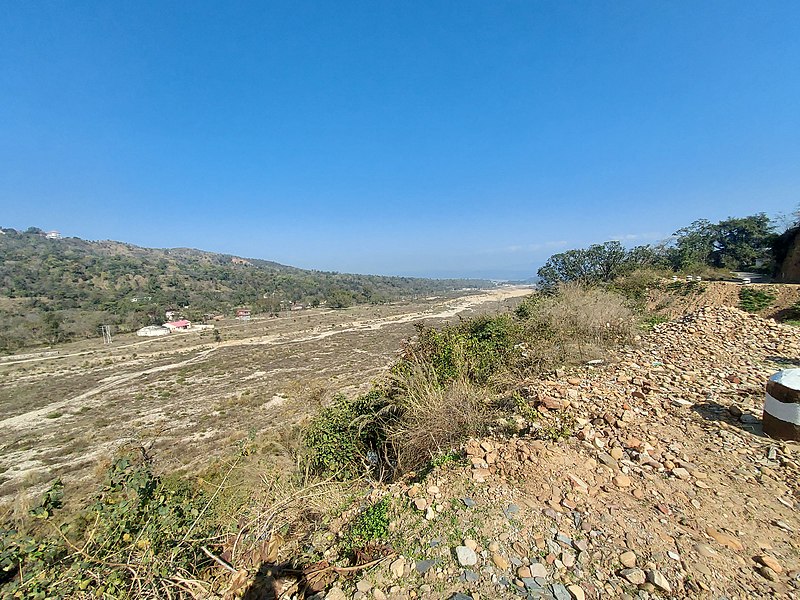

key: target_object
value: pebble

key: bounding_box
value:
[755,555,783,574]
[620,568,646,585]
[552,583,572,600]
[693,543,717,558]
[619,551,637,568]
[389,558,405,578]
[492,553,510,570]
[529,562,548,578]
[415,560,436,575]
[646,570,672,593]
[613,474,632,488]
[567,584,585,600]
[705,527,744,552]
[326,587,347,600]
[672,467,691,480]
[774,520,794,533]
[455,546,478,567]
[461,569,479,583]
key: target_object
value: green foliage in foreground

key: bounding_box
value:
[738,286,777,313]
[302,391,392,480]
[1,453,216,599]
[341,498,391,553]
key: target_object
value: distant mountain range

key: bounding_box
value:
[0,227,492,353]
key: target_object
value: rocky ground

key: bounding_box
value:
[302,306,799,600]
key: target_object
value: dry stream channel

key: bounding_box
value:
[0,287,531,502]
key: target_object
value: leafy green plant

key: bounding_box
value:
[29,479,64,519]
[303,391,391,480]
[738,287,776,312]
[394,315,523,387]
[533,414,576,442]
[0,451,218,599]
[341,498,390,553]
[640,314,670,331]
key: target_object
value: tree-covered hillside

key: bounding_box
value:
[0,228,491,353]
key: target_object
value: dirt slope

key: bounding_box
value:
[303,306,799,600]
[647,281,800,320]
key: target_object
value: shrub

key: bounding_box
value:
[303,283,634,483]
[302,391,391,480]
[387,367,490,473]
[608,268,665,307]
[341,497,390,553]
[519,282,635,365]
[738,287,776,313]
[395,315,522,387]
[0,451,217,598]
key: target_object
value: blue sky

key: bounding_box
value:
[1,2,799,279]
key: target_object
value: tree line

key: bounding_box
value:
[537,213,783,290]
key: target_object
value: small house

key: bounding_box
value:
[137,325,170,337]
[163,320,191,331]
[235,309,251,320]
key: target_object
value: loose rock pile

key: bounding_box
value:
[320,307,799,599]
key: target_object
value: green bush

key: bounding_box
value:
[607,268,665,308]
[341,497,390,553]
[302,391,391,480]
[780,300,800,325]
[395,315,523,387]
[0,452,217,598]
[738,287,776,312]
[304,284,634,482]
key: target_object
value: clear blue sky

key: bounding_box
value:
[2,2,799,279]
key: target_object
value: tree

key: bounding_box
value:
[326,289,354,309]
[712,214,776,270]
[667,219,717,270]
[537,241,629,290]
[667,214,776,271]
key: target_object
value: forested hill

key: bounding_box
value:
[0,227,491,353]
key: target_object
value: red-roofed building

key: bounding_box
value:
[163,320,191,331]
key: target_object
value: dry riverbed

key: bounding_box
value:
[0,287,531,503]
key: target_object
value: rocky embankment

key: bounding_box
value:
[313,306,799,600]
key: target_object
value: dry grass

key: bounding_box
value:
[539,282,635,346]
[512,282,636,371]
[386,364,490,473]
